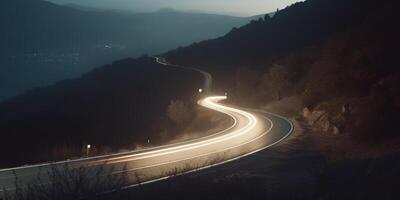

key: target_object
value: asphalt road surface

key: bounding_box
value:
[0,58,293,196]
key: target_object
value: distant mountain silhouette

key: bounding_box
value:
[0,0,255,101]
[1,0,254,56]
[62,3,107,12]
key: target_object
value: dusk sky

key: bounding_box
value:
[47,0,303,16]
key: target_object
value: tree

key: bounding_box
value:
[231,68,262,105]
[167,100,194,126]
[262,64,291,101]
[264,14,271,21]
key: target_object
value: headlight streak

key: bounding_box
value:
[93,96,259,165]
[110,116,273,174]
[0,57,294,195]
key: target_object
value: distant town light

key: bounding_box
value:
[198,88,203,93]
[87,144,91,149]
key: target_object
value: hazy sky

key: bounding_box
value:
[47,0,303,16]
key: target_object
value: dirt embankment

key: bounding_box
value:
[261,96,400,161]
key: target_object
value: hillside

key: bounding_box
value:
[164,0,380,69]
[163,0,399,156]
[0,57,208,167]
[0,0,254,101]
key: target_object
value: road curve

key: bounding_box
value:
[155,57,212,92]
[0,58,293,196]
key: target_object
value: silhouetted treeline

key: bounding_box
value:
[0,57,203,167]
[164,0,382,70]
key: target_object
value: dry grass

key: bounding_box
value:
[167,107,232,144]
[1,164,129,200]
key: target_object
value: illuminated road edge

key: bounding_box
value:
[119,97,294,190]
[0,59,293,196]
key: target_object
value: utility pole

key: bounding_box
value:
[86,144,91,157]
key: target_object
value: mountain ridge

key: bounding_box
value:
[0,0,255,101]
[163,0,380,69]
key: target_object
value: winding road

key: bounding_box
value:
[0,58,293,196]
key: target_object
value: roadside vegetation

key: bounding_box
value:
[1,164,128,200]
[1,154,226,200]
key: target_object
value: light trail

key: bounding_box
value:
[0,57,293,197]
[92,96,259,165]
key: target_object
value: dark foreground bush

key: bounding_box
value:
[0,164,130,200]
